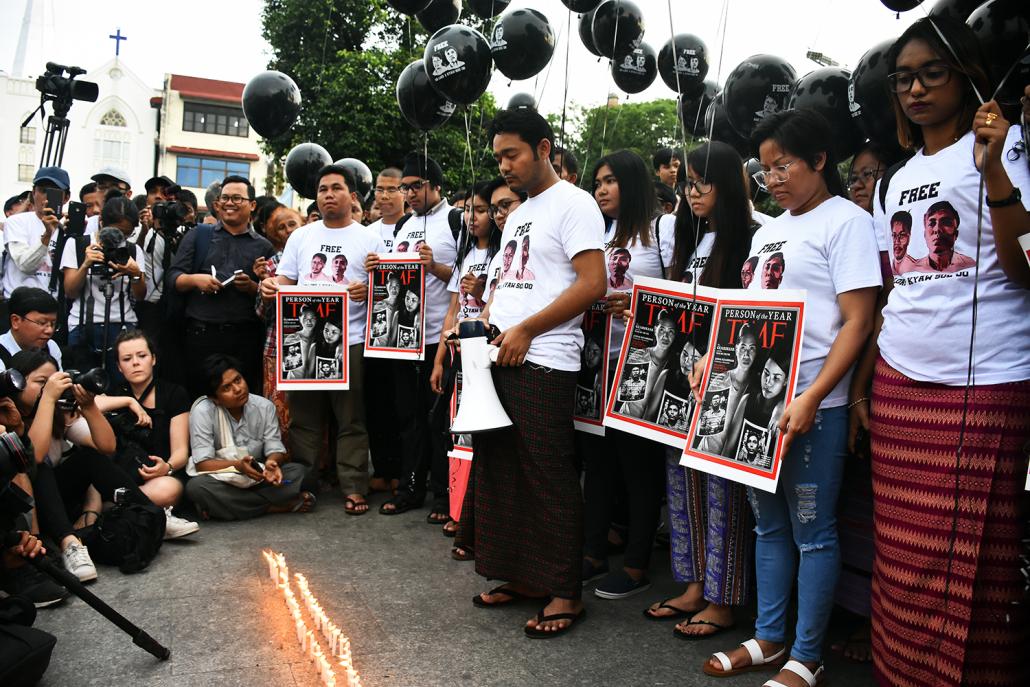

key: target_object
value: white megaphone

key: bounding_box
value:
[449,320,514,434]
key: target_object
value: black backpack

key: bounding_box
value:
[80,497,165,574]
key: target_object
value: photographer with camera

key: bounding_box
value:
[0,288,62,372]
[94,329,197,537]
[61,195,145,378]
[1,168,68,301]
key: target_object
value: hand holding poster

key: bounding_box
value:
[603,277,717,448]
[574,300,611,435]
[276,286,350,391]
[364,253,426,361]
[681,289,806,493]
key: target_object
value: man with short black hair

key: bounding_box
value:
[79,182,102,218]
[0,287,62,371]
[550,146,580,185]
[305,201,321,225]
[4,191,32,217]
[2,167,69,299]
[167,175,274,398]
[652,147,684,188]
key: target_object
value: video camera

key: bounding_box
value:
[90,227,132,279]
[34,62,98,119]
[57,368,108,411]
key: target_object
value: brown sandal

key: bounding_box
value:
[451,545,474,561]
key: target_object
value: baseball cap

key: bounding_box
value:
[144,175,175,193]
[91,165,132,188]
[33,166,71,191]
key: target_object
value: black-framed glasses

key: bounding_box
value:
[21,315,58,332]
[399,180,426,194]
[374,186,401,195]
[887,64,953,93]
[847,166,883,189]
[682,178,714,196]
[752,160,798,191]
[1007,140,1026,162]
[488,198,521,219]
[218,194,251,205]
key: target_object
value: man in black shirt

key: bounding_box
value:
[166,175,272,398]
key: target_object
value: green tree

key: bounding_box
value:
[261,0,498,197]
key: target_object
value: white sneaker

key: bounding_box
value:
[164,508,199,539]
[62,540,97,582]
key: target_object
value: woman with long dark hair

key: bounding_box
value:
[642,141,757,641]
[701,109,880,686]
[847,16,1030,687]
[581,149,674,600]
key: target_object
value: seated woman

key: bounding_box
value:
[12,349,154,582]
[185,354,313,520]
[95,328,198,537]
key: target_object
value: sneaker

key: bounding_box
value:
[0,564,69,608]
[164,508,199,539]
[62,540,97,582]
[581,558,609,587]
[594,570,651,600]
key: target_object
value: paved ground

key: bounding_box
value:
[33,490,873,686]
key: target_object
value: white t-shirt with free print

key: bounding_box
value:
[392,202,458,343]
[365,218,397,253]
[447,244,491,321]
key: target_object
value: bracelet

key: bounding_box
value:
[166,462,174,476]
[985,187,1021,208]
[848,397,869,409]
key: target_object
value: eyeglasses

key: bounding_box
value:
[887,64,953,93]
[488,199,521,219]
[1007,140,1026,162]
[398,181,426,194]
[374,186,401,196]
[752,160,798,190]
[682,178,713,196]
[846,166,883,189]
[218,194,252,205]
[21,316,58,332]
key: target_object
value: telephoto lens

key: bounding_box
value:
[0,369,26,399]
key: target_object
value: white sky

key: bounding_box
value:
[0,0,927,115]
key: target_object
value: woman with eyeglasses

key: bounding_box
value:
[846,143,903,216]
[643,142,758,640]
[580,150,674,601]
[700,108,880,687]
[842,17,1030,687]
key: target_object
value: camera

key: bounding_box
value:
[34,62,98,119]
[90,227,132,278]
[151,200,190,228]
[57,368,108,411]
[0,370,26,399]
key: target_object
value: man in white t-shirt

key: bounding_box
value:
[260,164,383,514]
[0,287,63,371]
[368,153,456,521]
[2,167,69,300]
[364,167,405,252]
[471,109,606,637]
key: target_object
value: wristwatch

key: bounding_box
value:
[986,187,1022,208]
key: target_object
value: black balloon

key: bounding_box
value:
[396,60,456,131]
[562,0,603,11]
[611,43,657,94]
[286,143,332,200]
[967,0,1029,106]
[723,54,797,138]
[468,0,510,19]
[333,158,373,203]
[703,93,751,157]
[789,67,866,160]
[507,92,537,110]
[387,0,431,15]
[880,1,923,10]
[657,34,709,94]
[579,8,603,57]
[591,0,645,60]
[241,71,301,139]
[679,80,718,136]
[491,9,555,81]
[928,0,984,22]
[849,39,896,147]
[417,0,460,34]
[424,25,493,105]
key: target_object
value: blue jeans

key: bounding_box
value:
[747,405,847,663]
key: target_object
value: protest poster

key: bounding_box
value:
[603,277,717,448]
[448,371,474,461]
[447,369,473,521]
[364,253,426,361]
[275,286,349,391]
[681,288,806,493]
[574,300,611,435]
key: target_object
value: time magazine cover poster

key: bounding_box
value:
[574,300,612,436]
[364,253,426,361]
[275,286,349,391]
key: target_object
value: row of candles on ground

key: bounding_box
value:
[262,550,362,687]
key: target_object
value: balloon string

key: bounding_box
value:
[559,7,572,177]
[664,0,690,159]
[316,6,333,94]
[535,12,565,106]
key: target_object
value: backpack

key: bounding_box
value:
[80,496,165,574]
[163,223,215,319]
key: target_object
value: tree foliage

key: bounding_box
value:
[261,0,498,197]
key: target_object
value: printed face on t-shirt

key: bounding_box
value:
[924,207,958,257]
[891,220,911,261]
[761,254,784,289]
[331,254,348,280]
[740,258,757,288]
[608,249,630,278]
[310,254,326,276]
[502,242,517,272]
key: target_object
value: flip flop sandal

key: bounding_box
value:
[343,497,369,516]
[642,599,704,621]
[426,511,451,525]
[378,493,422,515]
[472,585,543,608]
[674,619,737,640]
[763,660,825,687]
[524,608,587,639]
[291,492,317,513]
[442,521,459,538]
[702,638,787,678]
[451,546,474,562]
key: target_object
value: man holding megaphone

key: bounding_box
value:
[461,108,605,640]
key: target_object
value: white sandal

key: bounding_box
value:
[763,659,825,687]
[702,638,787,677]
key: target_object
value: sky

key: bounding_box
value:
[0,0,929,116]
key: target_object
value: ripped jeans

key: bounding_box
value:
[747,405,847,663]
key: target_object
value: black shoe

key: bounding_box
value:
[1,564,69,609]
[581,558,609,586]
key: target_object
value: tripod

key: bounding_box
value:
[21,102,72,169]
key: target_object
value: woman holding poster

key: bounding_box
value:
[581,150,674,601]
[701,111,879,686]
[643,142,758,640]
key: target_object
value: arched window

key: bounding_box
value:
[99,109,127,127]
[94,108,130,169]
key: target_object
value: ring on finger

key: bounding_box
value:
[985,112,998,125]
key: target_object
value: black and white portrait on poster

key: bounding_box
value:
[364,253,426,361]
[604,277,716,449]
[275,286,350,391]
[574,300,611,435]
